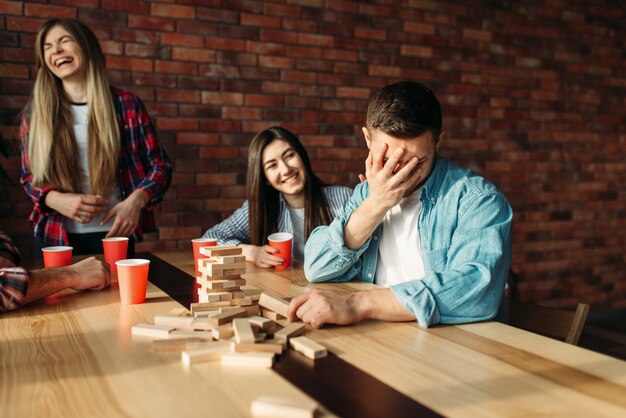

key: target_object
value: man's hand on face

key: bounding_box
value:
[365,143,421,211]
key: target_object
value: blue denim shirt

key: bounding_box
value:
[304,156,513,327]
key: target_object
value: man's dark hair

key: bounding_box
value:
[366,81,442,139]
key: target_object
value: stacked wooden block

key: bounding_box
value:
[196,245,248,305]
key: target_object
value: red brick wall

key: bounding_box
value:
[0,1,624,312]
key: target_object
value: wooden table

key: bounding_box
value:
[1,250,625,417]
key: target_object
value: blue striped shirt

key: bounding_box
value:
[202,185,353,252]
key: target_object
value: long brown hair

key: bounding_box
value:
[247,127,332,245]
[25,18,119,196]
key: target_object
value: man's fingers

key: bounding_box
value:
[287,293,310,321]
[370,143,387,172]
[380,146,406,177]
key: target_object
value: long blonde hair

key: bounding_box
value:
[27,18,119,196]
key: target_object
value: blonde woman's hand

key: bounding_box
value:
[250,245,284,269]
[45,191,107,224]
[102,190,148,238]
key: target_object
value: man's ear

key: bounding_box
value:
[362,126,371,150]
[435,129,446,151]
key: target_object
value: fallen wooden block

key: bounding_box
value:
[191,301,232,314]
[233,318,255,344]
[289,336,328,360]
[260,308,286,321]
[152,337,205,352]
[207,308,248,326]
[168,330,213,340]
[274,323,305,343]
[232,341,284,354]
[154,315,195,328]
[181,341,230,365]
[199,246,242,257]
[131,324,175,339]
[258,292,290,317]
[247,315,274,331]
[221,351,274,368]
[211,324,234,340]
[168,307,191,316]
[230,296,253,306]
[251,395,318,418]
[221,304,260,316]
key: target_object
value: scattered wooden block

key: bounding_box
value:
[274,323,305,344]
[232,341,284,354]
[190,318,214,331]
[199,246,242,257]
[154,315,195,328]
[260,307,286,321]
[214,255,246,264]
[259,292,290,318]
[221,351,274,368]
[230,296,253,306]
[243,288,263,297]
[233,318,255,344]
[131,324,175,339]
[289,336,327,360]
[168,307,191,316]
[211,324,234,340]
[181,341,230,365]
[207,308,248,326]
[200,278,247,290]
[168,330,213,340]
[190,301,231,314]
[247,315,274,331]
[251,396,318,418]
[152,338,204,352]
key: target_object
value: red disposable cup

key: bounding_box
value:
[115,259,150,304]
[192,238,218,275]
[102,237,129,273]
[268,232,293,270]
[42,246,73,268]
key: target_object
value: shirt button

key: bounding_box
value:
[367,273,372,278]
[373,235,378,241]
[430,197,435,204]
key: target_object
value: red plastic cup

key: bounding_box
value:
[268,232,293,270]
[42,246,73,268]
[102,237,129,273]
[192,238,218,275]
[115,259,150,305]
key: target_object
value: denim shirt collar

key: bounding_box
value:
[420,154,448,205]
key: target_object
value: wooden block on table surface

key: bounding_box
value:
[193,310,220,318]
[243,288,263,297]
[259,292,290,318]
[168,307,191,316]
[190,301,232,314]
[220,304,260,316]
[168,330,213,340]
[260,307,286,321]
[152,338,204,352]
[197,292,222,303]
[274,323,305,343]
[207,308,248,326]
[199,245,242,257]
[232,341,284,354]
[211,324,234,340]
[181,341,231,365]
[213,255,246,264]
[154,315,195,328]
[289,336,328,360]
[229,290,246,299]
[221,351,274,368]
[251,395,318,418]
[131,324,175,339]
[230,296,253,307]
[247,315,274,331]
[189,318,215,331]
[233,318,255,344]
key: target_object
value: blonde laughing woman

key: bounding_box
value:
[20,18,172,255]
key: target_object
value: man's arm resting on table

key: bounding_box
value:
[287,288,415,329]
[23,257,111,305]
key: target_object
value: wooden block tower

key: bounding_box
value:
[195,246,257,312]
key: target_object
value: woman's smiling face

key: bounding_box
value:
[43,25,86,83]
[262,139,307,201]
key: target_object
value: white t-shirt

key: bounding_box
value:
[287,206,305,260]
[65,104,121,234]
[375,187,425,287]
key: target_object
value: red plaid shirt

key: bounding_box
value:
[0,231,27,312]
[20,88,172,246]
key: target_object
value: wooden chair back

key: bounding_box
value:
[503,269,589,345]
[505,299,589,345]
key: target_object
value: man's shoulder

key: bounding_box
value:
[443,159,505,198]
